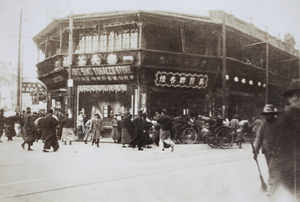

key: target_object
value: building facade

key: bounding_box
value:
[33,10,299,132]
[0,60,17,111]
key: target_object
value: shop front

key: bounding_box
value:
[145,68,212,118]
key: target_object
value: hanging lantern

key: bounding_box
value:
[242,78,246,84]
[225,75,229,80]
[258,82,262,86]
[234,77,239,82]
[249,80,253,85]
[263,84,266,88]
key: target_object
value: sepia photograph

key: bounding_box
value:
[0,0,300,201]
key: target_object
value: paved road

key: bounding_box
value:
[0,137,272,202]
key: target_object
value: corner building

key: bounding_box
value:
[33,11,299,134]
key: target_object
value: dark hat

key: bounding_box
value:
[48,109,53,114]
[283,79,300,98]
[261,104,279,115]
[26,107,31,113]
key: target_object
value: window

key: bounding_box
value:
[76,28,138,53]
[103,105,111,118]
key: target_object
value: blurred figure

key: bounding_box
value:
[272,79,300,200]
[61,113,76,145]
[21,107,36,151]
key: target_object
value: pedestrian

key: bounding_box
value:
[77,112,85,140]
[157,109,174,153]
[229,114,239,132]
[14,111,22,137]
[253,104,280,196]
[271,79,300,200]
[142,113,152,148]
[57,113,64,140]
[43,109,59,152]
[111,113,120,143]
[35,113,45,143]
[4,110,17,141]
[83,114,93,144]
[0,109,4,143]
[236,116,250,148]
[250,116,263,140]
[61,113,76,145]
[21,107,36,151]
[90,114,102,147]
[121,112,133,148]
[130,110,144,151]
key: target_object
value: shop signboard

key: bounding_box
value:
[154,71,208,89]
[72,65,135,82]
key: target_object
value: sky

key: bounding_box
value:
[0,0,300,79]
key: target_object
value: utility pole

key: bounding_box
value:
[17,8,22,111]
[67,11,73,116]
[265,27,269,104]
[221,11,228,118]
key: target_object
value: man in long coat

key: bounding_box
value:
[21,107,36,151]
[121,112,133,148]
[272,79,300,200]
[253,104,280,196]
[43,109,59,152]
[130,110,144,151]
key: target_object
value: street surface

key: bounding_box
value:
[0,137,271,202]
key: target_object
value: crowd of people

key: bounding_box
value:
[0,79,299,200]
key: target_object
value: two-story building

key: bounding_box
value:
[33,10,299,133]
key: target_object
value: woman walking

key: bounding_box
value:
[91,114,102,147]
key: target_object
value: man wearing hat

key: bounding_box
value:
[253,104,280,196]
[43,109,59,152]
[271,79,300,199]
[21,107,36,151]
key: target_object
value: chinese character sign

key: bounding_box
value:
[154,71,208,89]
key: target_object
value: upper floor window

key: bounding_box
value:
[75,28,138,53]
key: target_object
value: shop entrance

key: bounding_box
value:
[78,91,131,137]
[149,90,206,118]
